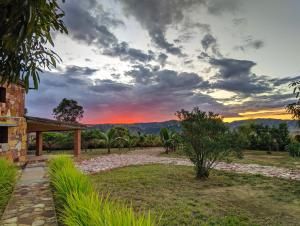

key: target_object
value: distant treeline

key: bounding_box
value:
[28,122,297,154]
[28,127,162,151]
[235,123,291,151]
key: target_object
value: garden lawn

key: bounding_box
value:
[90,164,300,226]
[230,150,300,169]
[44,148,132,160]
[162,149,300,169]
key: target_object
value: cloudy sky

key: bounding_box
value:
[26,0,300,124]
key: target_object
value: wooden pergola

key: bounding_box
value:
[26,116,86,156]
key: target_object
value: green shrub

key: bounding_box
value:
[0,158,17,216]
[287,140,300,157]
[49,156,155,226]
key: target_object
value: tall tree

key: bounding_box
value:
[53,98,84,122]
[0,0,68,90]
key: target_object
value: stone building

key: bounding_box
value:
[0,82,85,162]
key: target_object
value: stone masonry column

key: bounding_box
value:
[36,131,43,156]
[74,129,81,156]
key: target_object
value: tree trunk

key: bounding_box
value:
[196,166,209,179]
[108,145,111,154]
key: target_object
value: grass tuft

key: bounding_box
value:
[0,158,17,217]
[49,155,155,226]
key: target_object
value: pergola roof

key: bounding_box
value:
[26,116,86,133]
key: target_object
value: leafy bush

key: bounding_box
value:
[286,140,300,157]
[236,123,290,152]
[176,108,232,179]
[0,158,17,216]
[49,156,155,226]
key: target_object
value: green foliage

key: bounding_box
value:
[286,140,300,157]
[159,128,180,154]
[287,80,300,125]
[236,122,290,152]
[53,98,84,122]
[99,128,123,154]
[30,128,163,153]
[49,156,155,226]
[0,0,68,90]
[0,158,17,216]
[176,107,232,179]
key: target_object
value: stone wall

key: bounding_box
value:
[0,83,27,162]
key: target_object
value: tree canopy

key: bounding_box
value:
[53,98,84,123]
[176,107,232,179]
[0,0,67,90]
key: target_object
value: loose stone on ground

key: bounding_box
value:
[77,153,300,181]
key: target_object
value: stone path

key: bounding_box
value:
[1,162,57,226]
[77,153,300,181]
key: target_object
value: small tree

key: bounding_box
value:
[123,135,137,151]
[176,107,232,179]
[53,98,84,122]
[99,129,121,154]
[159,128,179,154]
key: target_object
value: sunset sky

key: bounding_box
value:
[26,0,300,124]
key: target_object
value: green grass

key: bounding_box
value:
[229,150,300,169]
[0,158,17,217]
[162,149,300,169]
[44,148,132,161]
[49,156,155,226]
[90,164,300,226]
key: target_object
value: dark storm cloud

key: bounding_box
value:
[27,64,231,120]
[64,65,99,76]
[231,93,295,112]
[152,31,183,55]
[104,42,154,63]
[210,58,256,79]
[118,0,200,55]
[271,75,300,86]
[205,0,240,15]
[201,34,216,51]
[61,0,154,63]
[118,0,240,54]
[157,53,168,67]
[236,38,265,51]
[213,77,271,94]
[62,0,118,47]
[209,58,272,95]
[201,34,221,56]
[91,79,131,92]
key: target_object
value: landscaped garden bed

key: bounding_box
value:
[48,156,155,225]
[0,159,17,217]
[90,164,300,226]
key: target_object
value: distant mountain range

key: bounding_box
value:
[89,118,300,134]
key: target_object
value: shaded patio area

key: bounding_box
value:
[26,116,86,157]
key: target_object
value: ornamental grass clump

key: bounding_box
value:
[0,158,17,216]
[49,156,155,226]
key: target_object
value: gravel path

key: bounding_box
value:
[77,153,300,181]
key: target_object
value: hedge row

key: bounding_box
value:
[48,156,155,226]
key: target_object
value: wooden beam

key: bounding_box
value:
[36,131,43,156]
[74,129,81,156]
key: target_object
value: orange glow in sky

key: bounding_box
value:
[82,107,294,125]
[223,108,294,123]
